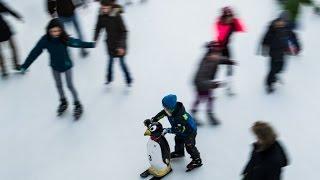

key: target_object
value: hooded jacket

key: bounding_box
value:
[153,102,197,137]
[47,0,83,17]
[215,17,244,47]
[21,35,94,72]
[94,13,127,57]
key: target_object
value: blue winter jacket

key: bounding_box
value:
[21,35,94,72]
[153,102,197,137]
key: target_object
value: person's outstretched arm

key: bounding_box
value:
[66,37,95,48]
[47,0,57,16]
[0,2,22,20]
[20,37,46,71]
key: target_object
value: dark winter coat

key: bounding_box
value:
[47,0,84,17]
[0,2,22,42]
[153,102,197,137]
[21,35,94,72]
[94,13,127,57]
[242,141,288,180]
[194,54,235,91]
[262,19,300,59]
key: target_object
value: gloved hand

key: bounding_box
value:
[162,128,171,136]
[144,119,152,127]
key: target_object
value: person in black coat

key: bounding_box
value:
[242,121,289,180]
[0,2,23,77]
[47,0,88,57]
[94,0,132,86]
[261,17,300,93]
[191,41,236,125]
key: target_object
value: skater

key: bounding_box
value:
[261,16,300,93]
[144,94,202,172]
[242,121,289,180]
[191,41,236,126]
[47,0,89,57]
[0,2,23,78]
[214,6,244,95]
[19,19,95,120]
[141,122,172,180]
[94,0,132,86]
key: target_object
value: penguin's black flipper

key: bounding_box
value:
[140,169,150,178]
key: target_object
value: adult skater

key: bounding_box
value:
[144,94,202,172]
[214,6,244,96]
[19,19,95,120]
[191,41,236,126]
[94,0,132,86]
[242,121,289,180]
[0,2,23,78]
[261,16,300,93]
[47,0,89,57]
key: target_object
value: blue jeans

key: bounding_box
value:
[107,56,132,84]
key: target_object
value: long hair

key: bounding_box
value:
[252,121,277,151]
[46,18,69,44]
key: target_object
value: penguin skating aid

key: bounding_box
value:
[140,121,172,179]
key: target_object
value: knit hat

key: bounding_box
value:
[222,6,234,17]
[162,94,177,111]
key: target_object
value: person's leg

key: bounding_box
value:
[119,56,132,84]
[185,134,201,160]
[223,47,233,76]
[52,70,66,100]
[8,37,19,69]
[266,58,278,87]
[71,14,87,56]
[173,135,185,155]
[0,43,7,76]
[191,91,201,113]
[106,57,115,83]
[64,69,80,103]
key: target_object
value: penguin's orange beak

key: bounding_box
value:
[144,129,151,136]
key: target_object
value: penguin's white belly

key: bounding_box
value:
[147,139,167,170]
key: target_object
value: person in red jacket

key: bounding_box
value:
[214,6,244,96]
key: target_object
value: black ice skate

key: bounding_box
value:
[208,112,220,126]
[266,85,275,94]
[170,152,185,159]
[57,98,68,116]
[186,158,202,172]
[73,101,83,120]
[140,169,151,178]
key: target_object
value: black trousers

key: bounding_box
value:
[266,57,285,87]
[222,46,232,76]
[174,134,200,160]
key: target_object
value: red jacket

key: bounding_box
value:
[215,17,245,47]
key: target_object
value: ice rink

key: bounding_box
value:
[1,0,320,179]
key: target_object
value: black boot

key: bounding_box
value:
[266,85,275,94]
[208,112,220,126]
[170,151,185,159]
[140,169,150,178]
[186,158,202,172]
[57,98,68,116]
[74,101,83,120]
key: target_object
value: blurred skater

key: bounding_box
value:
[144,94,202,172]
[260,16,300,93]
[94,0,132,86]
[214,6,244,96]
[0,2,23,78]
[47,0,89,57]
[191,41,236,126]
[242,121,289,180]
[19,19,95,120]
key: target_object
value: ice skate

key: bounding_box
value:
[57,98,68,116]
[186,158,202,172]
[73,101,83,120]
[208,112,220,126]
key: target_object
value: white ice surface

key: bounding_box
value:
[0,0,320,179]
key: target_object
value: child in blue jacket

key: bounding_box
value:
[144,94,202,171]
[20,19,95,120]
